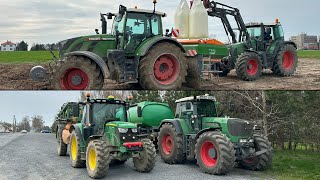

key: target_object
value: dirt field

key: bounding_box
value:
[0,58,319,90]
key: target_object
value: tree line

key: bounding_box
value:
[7,40,58,51]
[15,115,48,133]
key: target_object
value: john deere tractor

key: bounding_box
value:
[55,94,156,179]
[127,95,272,175]
[30,2,190,90]
[204,1,298,80]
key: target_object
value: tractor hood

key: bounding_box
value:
[57,34,116,59]
[105,121,136,129]
[202,117,255,142]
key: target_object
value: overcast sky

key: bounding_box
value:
[0,91,80,126]
[0,0,319,46]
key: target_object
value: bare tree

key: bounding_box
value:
[32,115,45,133]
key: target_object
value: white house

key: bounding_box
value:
[0,124,5,133]
[1,41,16,51]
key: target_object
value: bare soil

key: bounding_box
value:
[0,59,319,90]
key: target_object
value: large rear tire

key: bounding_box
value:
[195,131,236,175]
[185,57,201,88]
[70,130,85,168]
[86,140,111,179]
[158,123,185,164]
[57,136,67,156]
[235,52,262,81]
[51,56,104,90]
[273,44,298,76]
[133,139,157,173]
[239,134,272,171]
[139,43,187,90]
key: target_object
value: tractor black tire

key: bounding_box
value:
[133,139,157,173]
[57,137,67,156]
[195,131,236,175]
[273,44,298,76]
[239,134,273,171]
[86,140,111,179]
[51,56,104,90]
[109,159,127,165]
[235,52,262,81]
[185,57,201,88]
[70,130,85,168]
[158,123,185,164]
[218,69,230,77]
[139,42,187,90]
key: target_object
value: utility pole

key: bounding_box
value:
[261,91,268,137]
[13,115,17,133]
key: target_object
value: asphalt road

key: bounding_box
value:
[0,133,269,180]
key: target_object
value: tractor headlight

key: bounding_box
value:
[118,128,128,133]
[239,139,248,143]
[249,139,254,143]
[131,128,138,133]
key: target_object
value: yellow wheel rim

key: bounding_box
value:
[88,148,97,170]
[71,136,77,161]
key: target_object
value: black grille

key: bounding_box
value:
[119,128,138,142]
[227,119,254,137]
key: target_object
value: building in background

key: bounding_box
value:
[290,33,319,50]
[1,41,16,51]
[0,124,5,133]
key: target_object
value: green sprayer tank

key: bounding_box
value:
[128,102,174,127]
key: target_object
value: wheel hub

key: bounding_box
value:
[153,54,179,85]
[282,51,294,70]
[162,134,173,155]
[71,75,83,86]
[200,141,218,167]
[247,59,258,76]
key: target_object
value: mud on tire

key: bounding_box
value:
[86,140,111,179]
[239,134,273,171]
[51,56,104,90]
[158,123,185,164]
[139,43,187,90]
[235,52,262,81]
[195,131,236,175]
[185,56,201,89]
[133,139,157,173]
[273,44,298,76]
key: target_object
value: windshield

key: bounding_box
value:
[196,101,217,117]
[247,27,261,38]
[92,103,126,124]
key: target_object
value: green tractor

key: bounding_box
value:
[127,95,272,175]
[30,2,192,90]
[55,94,156,179]
[204,1,298,80]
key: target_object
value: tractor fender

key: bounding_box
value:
[136,37,186,57]
[283,41,297,49]
[86,135,103,148]
[69,124,82,136]
[65,51,110,79]
[159,119,184,135]
[244,49,268,67]
[195,128,222,141]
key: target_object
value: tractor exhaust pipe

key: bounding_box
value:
[101,13,107,34]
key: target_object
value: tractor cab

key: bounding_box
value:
[109,5,166,54]
[79,94,132,137]
[246,20,285,53]
[175,95,218,132]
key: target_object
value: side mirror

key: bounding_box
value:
[137,106,142,117]
[72,104,80,117]
[107,13,114,20]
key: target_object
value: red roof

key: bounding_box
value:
[1,41,15,45]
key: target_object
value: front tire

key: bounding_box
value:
[235,52,262,81]
[70,130,85,168]
[86,140,111,179]
[51,56,104,90]
[273,44,298,76]
[133,139,157,173]
[139,43,187,90]
[239,134,273,171]
[158,123,185,164]
[195,131,236,175]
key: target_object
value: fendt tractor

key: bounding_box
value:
[202,1,298,80]
[55,94,156,179]
[126,95,273,175]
